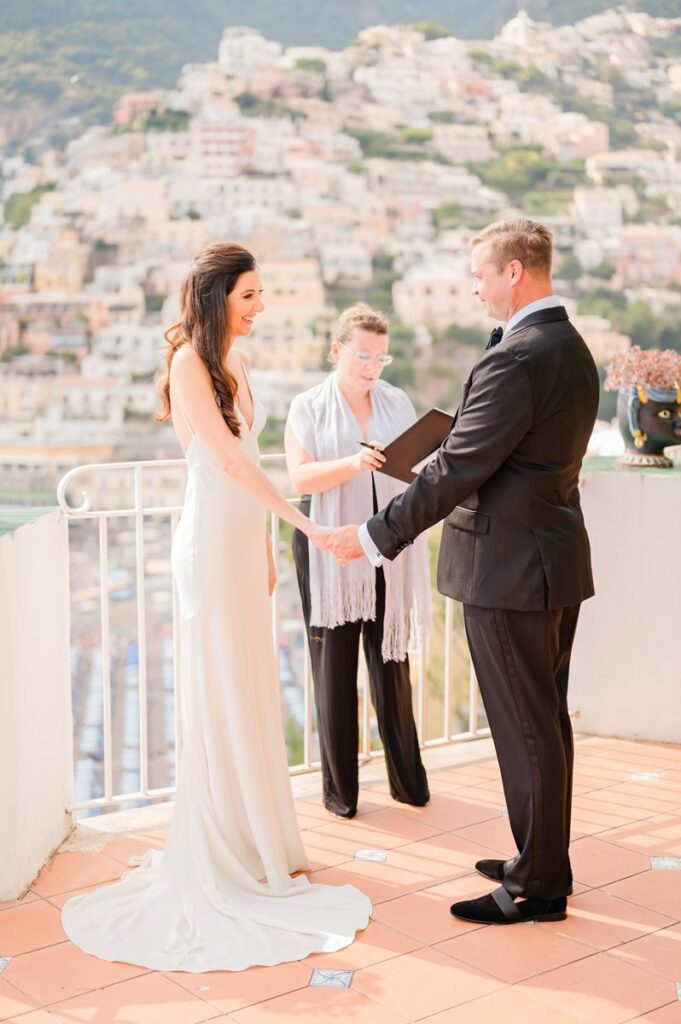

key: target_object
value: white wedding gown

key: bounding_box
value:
[62,379,371,972]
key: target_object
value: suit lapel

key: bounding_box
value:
[452,307,569,428]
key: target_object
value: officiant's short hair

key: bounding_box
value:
[335,303,389,345]
[471,218,553,275]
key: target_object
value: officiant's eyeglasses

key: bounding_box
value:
[337,340,394,366]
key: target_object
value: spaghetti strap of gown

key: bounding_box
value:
[61,369,371,972]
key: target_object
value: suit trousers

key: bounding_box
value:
[292,504,429,818]
[463,602,581,900]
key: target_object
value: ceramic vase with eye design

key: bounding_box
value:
[616,385,681,468]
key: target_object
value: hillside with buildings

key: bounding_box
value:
[1,9,681,502]
[2,2,680,142]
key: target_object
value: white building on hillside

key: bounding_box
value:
[218,28,283,76]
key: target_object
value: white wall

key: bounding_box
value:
[0,510,74,898]
[570,467,681,743]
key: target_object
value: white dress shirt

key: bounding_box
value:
[358,295,564,564]
[502,294,562,339]
[359,521,383,566]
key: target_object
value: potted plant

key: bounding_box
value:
[604,346,681,468]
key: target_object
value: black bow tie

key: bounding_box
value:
[486,327,504,350]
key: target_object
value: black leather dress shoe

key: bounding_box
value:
[451,886,567,924]
[475,858,574,896]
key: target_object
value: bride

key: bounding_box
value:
[62,242,372,972]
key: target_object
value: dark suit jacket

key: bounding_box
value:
[367,306,600,611]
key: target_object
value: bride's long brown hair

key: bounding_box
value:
[156,242,257,437]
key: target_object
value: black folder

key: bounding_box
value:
[377,408,455,484]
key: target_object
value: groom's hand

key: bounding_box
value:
[329,524,364,565]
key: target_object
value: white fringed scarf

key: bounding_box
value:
[287,373,432,662]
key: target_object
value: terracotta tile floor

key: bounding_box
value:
[2,736,681,1023]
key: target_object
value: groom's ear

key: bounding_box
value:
[507,259,524,284]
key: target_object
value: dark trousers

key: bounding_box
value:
[292,500,429,817]
[464,603,581,900]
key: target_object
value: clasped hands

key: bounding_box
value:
[309,523,364,565]
[305,439,385,564]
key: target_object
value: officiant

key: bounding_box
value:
[285,303,432,818]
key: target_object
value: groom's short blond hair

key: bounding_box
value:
[471,218,553,275]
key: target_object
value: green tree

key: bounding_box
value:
[4,183,56,230]
[235,92,304,120]
[294,57,326,73]
[413,20,451,41]
[140,109,188,132]
[468,49,492,64]
[399,127,433,145]
[372,251,394,272]
[433,200,465,229]
[428,110,455,124]
[471,147,584,204]
[589,262,616,280]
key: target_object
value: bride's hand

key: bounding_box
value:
[307,523,334,551]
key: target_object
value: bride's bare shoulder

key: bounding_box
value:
[171,345,208,381]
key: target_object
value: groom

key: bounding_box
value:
[327,217,600,924]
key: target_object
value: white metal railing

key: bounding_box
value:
[58,454,487,814]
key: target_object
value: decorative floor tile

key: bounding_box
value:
[354,849,388,862]
[651,857,681,870]
[308,968,353,988]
